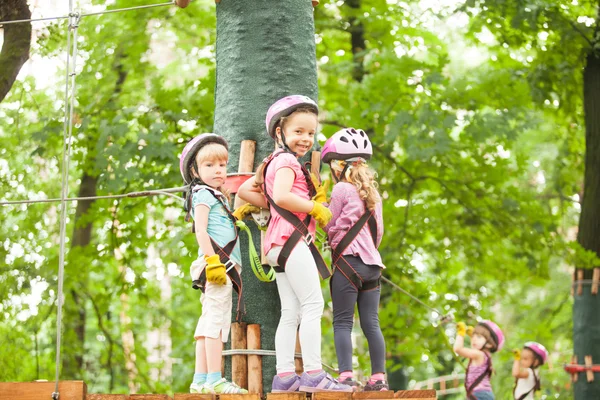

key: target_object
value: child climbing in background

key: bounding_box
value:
[512,342,548,400]
[454,320,505,400]
[237,95,352,393]
[180,133,248,395]
[320,128,388,391]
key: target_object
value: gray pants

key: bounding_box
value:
[331,255,385,374]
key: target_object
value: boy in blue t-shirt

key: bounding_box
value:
[180,133,247,395]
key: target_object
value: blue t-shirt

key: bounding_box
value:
[191,186,242,267]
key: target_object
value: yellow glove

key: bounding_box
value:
[309,200,332,228]
[233,203,261,221]
[457,322,467,337]
[311,173,330,203]
[204,254,227,285]
[512,348,521,361]
[466,326,474,337]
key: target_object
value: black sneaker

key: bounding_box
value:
[364,379,389,391]
[339,377,362,392]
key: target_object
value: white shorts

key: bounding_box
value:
[191,258,234,343]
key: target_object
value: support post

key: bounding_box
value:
[247,324,263,395]
[232,322,248,389]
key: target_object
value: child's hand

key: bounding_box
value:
[456,322,467,337]
[311,173,330,203]
[309,200,333,228]
[466,326,474,337]
[512,348,521,361]
[233,203,261,221]
[204,254,227,285]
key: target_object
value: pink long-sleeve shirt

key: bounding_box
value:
[324,182,385,268]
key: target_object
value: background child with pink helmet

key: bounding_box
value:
[320,127,388,391]
[180,133,247,395]
[512,341,549,399]
[454,320,505,400]
[237,95,351,393]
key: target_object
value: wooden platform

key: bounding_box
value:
[0,382,436,400]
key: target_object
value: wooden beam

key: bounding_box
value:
[311,151,321,176]
[311,393,352,400]
[219,394,261,400]
[86,395,128,400]
[394,390,437,399]
[266,394,306,400]
[128,396,172,400]
[353,392,395,399]
[232,322,249,389]
[173,395,215,400]
[247,324,263,396]
[294,333,303,375]
[0,381,87,400]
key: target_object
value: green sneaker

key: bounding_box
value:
[210,378,248,394]
[189,382,207,393]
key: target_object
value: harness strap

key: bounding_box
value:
[262,151,331,279]
[190,186,245,321]
[513,368,540,400]
[465,353,492,400]
[331,206,379,291]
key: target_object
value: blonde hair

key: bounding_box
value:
[190,142,231,201]
[332,160,380,211]
[254,106,318,188]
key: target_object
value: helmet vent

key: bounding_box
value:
[352,139,358,147]
[364,139,368,148]
[340,136,349,143]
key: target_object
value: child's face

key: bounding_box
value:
[520,348,538,369]
[277,112,317,157]
[471,333,487,351]
[195,157,227,189]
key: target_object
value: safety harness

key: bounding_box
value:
[513,368,540,400]
[331,204,380,291]
[261,150,331,279]
[185,185,245,321]
[465,352,492,400]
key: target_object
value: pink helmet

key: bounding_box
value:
[265,95,318,138]
[524,341,549,365]
[180,133,228,184]
[478,320,505,352]
[321,128,372,163]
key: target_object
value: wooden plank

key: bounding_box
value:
[311,393,353,400]
[394,390,436,399]
[353,392,395,399]
[129,395,172,400]
[173,395,216,400]
[577,269,584,295]
[592,268,600,295]
[247,324,263,395]
[0,381,87,400]
[232,322,249,389]
[219,394,261,400]
[86,395,128,400]
[266,393,307,400]
[585,355,595,382]
[572,355,579,382]
[310,151,321,176]
[238,140,256,173]
[294,334,303,375]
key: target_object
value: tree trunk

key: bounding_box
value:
[343,0,366,83]
[574,51,600,398]
[0,0,31,103]
[62,172,97,377]
[214,0,318,392]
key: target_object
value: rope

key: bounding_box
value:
[52,8,80,400]
[0,186,188,206]
[221,349,337,373]
[0,1,174,26]
[380,276,446,318]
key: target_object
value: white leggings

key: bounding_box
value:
[267,241,325,373]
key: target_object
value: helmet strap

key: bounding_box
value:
[277,128,297,157]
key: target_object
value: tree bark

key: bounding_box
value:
[343,0,366,82]
[574,50,600,398]
[214,0,318,392]
[0,0,31,103]
[61,172,97,377]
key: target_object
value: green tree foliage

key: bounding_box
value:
[0,0,583,397]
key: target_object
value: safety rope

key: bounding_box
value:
[235,221,276,282]
[0,186,187,206]
[0,1,175,26]
[51,6,80,399]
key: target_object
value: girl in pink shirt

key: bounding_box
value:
[238,95,351,393]
[320,128,388,391]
